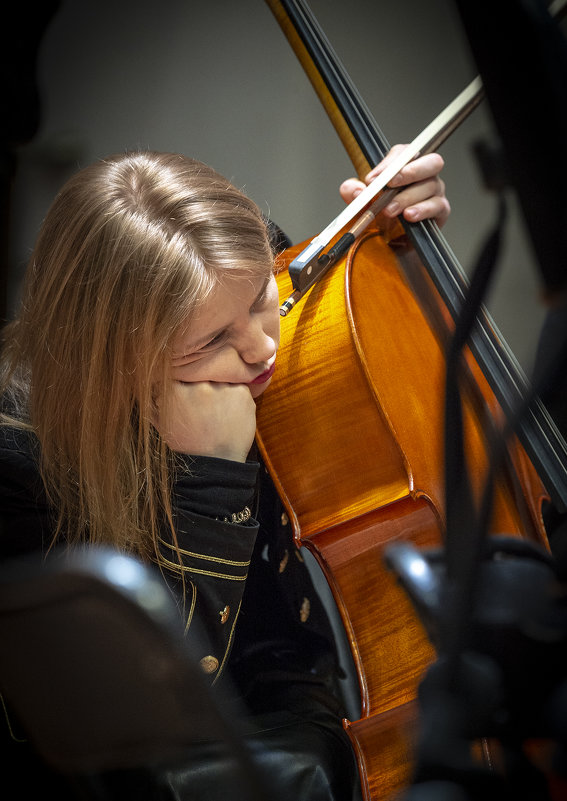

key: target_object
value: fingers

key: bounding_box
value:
[364,146,444,186]
[339,177,366,204]
[154,381,257,462]
[382,176,451,227]
[340,146,451,227]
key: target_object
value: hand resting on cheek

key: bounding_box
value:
[154,379,257,463]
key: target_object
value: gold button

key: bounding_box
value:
[280,512,289,526]
[200,655,219,674]
[300,596,311,623]
[278,550,289,573]
[219,605,230,624]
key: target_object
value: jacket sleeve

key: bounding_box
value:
[0,426,261,686]
[159,454,261,686]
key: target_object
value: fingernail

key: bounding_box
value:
[385,201,400,215]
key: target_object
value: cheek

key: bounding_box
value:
[271,316,281,352]
[170,363,199,383]
[170,352,226,383]
[266,287,282,348]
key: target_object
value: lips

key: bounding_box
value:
[249,362,276,385]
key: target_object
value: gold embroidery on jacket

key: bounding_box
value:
[212,600,243,686]
[183,581,197,636]
[300,596,311,623]
[160,555,248,581]
[159,537,251,567]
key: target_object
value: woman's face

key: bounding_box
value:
[170,272,280,399]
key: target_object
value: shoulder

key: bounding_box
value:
[0,423,41,484]
[0,424,53,559]
[0,421,47,511]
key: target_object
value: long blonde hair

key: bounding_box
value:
[1,151,274,562]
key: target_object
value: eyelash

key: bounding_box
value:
[202,330,228,349]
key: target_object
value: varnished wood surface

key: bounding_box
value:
[255,231,549,800]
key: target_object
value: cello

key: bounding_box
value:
[255,1,567,799]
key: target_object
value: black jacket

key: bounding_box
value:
[0,424,342,698]
[0,423,357,799]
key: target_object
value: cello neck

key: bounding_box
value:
[264,0,386,177]
[265,0,567,511]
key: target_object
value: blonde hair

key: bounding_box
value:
[1,151,274,562]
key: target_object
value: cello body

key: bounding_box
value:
[255,226,549,800]
[257,2,565,797]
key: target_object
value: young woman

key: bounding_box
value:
[0,148,449,799]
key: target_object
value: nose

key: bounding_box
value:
[237,319,276,366]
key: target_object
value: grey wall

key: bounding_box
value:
[9,0,559,375]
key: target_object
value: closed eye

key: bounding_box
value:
[201,329,228,349]
[171,329,227,363]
